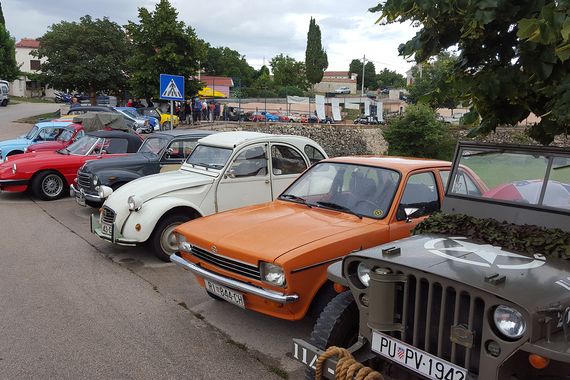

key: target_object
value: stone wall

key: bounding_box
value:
[191,122,569,158]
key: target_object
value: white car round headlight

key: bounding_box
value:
[261,262,286,287]
[493,305,526,339]
[127,195,143,211]
[357,262,372,287]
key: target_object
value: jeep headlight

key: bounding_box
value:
[260,262,286,287]
[357,262,372,287]
[493,305,526,339]
[127,195,143,211]
[175,234,192,252]
[92,175,99,186]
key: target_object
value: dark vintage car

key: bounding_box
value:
[354,115,384,125]
[0,130,142,201]
[293,142,570,380]
[71,129,214,208]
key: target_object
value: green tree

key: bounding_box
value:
[384,104,455,160]
[0,1,19,82]
[349,59,376,90]
[125,0,205,101]
[0,1,5,25]
[371,0,570,144]
[305,17,328,86]
[270,54,308,90]
[203,45,256,87]
[34,16,128,105]
[376,68,406,88]
[407,53,461,109]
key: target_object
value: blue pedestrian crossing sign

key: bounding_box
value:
[160,74,185,101]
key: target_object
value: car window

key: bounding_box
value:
[448,169,481,196]
[304,145,326,165]
[74,130,85,141]
[163,140,198,161]
[271,145,307,175]
[229,145,268,177]
[543,156,570,210]
[90,138,127,155]
[56,129,74,142]
[36,128,59,141]
[439,170,450,190]
[397,172,440,220]
[68,135,99,155]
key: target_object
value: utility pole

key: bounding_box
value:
[361,54,366,96]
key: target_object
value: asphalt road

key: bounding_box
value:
[0,103,312,379]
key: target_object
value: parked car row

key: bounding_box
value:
[1,115,568,380]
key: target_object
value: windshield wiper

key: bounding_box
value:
[553,164,570,171]
[279,194,312,207]
[316,201,363,219]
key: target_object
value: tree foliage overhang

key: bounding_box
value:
[371,0,570,144]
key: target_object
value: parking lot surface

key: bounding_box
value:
[0,103,310,379]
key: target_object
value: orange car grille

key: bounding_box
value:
[190,245,261,280]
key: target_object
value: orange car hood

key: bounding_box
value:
[178,200,381,264]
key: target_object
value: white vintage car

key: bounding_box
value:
[90,131,327,260]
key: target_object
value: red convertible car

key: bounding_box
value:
[26,123,85,153]
[0,130,142,200]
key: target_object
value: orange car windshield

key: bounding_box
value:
[280,162,400,219]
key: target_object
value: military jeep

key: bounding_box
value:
[293,142,570,380]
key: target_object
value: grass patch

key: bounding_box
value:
[11,96,56,104]
[15,111,62,124]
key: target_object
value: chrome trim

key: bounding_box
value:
[70,184,102,202]
[191,243,258,268]
[170,254,299,304]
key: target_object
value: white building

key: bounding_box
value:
[10,38,56,98]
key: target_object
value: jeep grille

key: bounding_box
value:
[77,171,91,190]
[101,207,116,224]
[189,245,261,280]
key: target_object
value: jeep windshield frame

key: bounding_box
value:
[443,142,570,231]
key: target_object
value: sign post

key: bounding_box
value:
[159,74,185,130]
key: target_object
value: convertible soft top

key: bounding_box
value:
[73,112,131,132]
[86,130,143,153]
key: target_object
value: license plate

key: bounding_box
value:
[204,279,245,308]
[101,222,113,236]
[371,331,468,380]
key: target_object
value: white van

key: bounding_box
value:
[0,80,9,106]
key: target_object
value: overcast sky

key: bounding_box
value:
[3,0,417,74]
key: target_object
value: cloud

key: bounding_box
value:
[2,0,416,74]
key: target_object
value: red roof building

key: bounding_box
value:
[15,38,41,49]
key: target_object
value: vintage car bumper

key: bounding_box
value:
[170,253,299,304]
[90,213,137,246]
[70,184,102,206]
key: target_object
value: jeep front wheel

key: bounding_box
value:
[306,291,359,379]
[151,213,193,262]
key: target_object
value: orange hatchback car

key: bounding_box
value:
[172,156,473,321]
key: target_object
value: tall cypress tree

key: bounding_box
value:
[0,1,20,82]
[305,17,328,86]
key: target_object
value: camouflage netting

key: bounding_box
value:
[413,213,570,260]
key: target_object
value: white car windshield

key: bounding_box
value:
[280,162,400,219]
[186,145,232,170]
[65,135,100,155]
[138,136,170,154]
[120,109,140,119]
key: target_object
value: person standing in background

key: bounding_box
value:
[184,99,192,124]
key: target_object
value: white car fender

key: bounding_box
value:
[120,196,205,243]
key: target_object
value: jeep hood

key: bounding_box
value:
[176,200,379,264]
[354,234,570,312]
[104,169,215,211]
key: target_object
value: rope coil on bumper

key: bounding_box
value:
[315,346,384,380]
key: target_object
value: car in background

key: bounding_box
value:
[224,106,247,122]
[354,115,383,125]
[71,129,215,208]
[90,131,328,261]
[170,156,469,321]
[261,112,280,122]
[25,123,85,153]
[0,120,75,161]
[319,116,334,124]
[248,112,266,122]
[0,80,9,106]
[135,107,179,130]
[301,114,320,123]
[335,86,351,94]
[114,107,152,134]
[0,131,143,201]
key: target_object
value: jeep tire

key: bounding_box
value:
[305,291,359,379]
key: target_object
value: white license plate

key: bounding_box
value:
[204,279,245,309]
[371,331,467,380]
[101,222,113,236]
